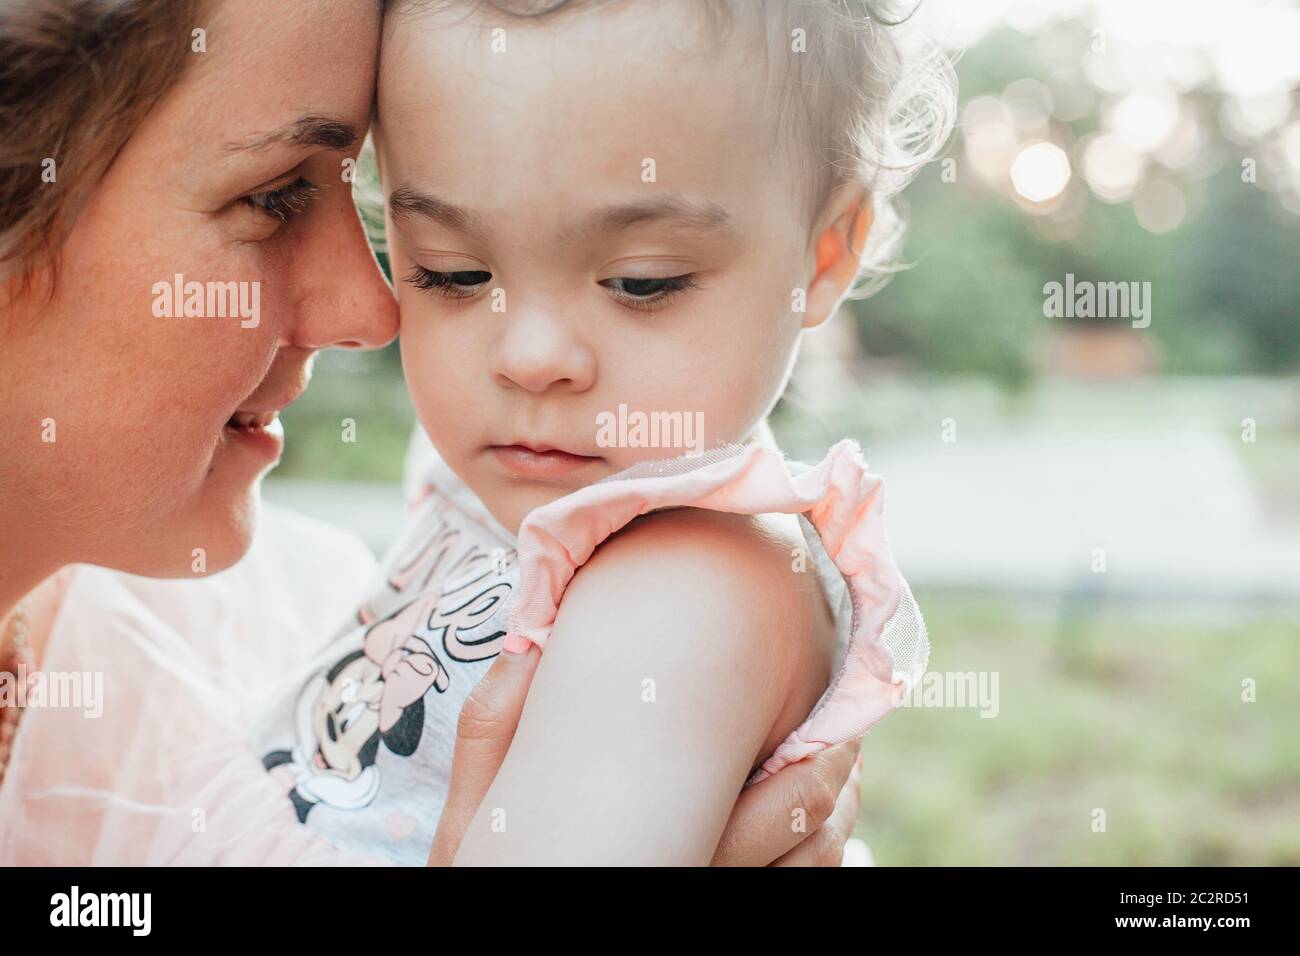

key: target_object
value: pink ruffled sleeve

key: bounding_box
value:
[504,439,930,784]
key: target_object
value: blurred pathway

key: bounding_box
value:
[266,383,1300,600]
[872,426,1300,599]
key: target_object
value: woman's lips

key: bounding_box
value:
[223,410,285,460]
[489,444,602,480]
[221,380,304,463]
[227,410,279,430]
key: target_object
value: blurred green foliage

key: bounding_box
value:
[277,346,414,483]
[855,26,1300,388]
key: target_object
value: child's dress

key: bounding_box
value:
[0,437,927,866]
[250,437,929,865]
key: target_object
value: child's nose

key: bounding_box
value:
[490,307,596,394]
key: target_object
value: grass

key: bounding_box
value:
[855,590,1300,865]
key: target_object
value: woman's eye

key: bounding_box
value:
[242,177,320,222]
[404,265,492,299]
[600,274,699,312]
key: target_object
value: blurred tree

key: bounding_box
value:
[850,21,1300,385]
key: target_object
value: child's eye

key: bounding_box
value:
[404,265,493,299]
[242,177,320,222]
[600,274,700,312]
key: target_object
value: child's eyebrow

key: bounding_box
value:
[563,195,737,243]
[388,186,488,238]
[387,186,736,242]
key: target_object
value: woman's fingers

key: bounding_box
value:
[770,747,863,867]
[426,645,541,866]
[710,737,862,867]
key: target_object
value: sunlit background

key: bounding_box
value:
[268,0,1300,864]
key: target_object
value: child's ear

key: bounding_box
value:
[802,186,873,329]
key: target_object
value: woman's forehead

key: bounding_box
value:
[174,0,381,140]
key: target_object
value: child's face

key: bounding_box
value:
[379,2,816,532]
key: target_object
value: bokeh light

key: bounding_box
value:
[1107,87,1180,153]
[1133,179,1187,234]
[1010,141,1073,203]
[1081,132,1146,203]
[963,95,1019,182]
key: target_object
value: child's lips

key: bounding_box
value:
[488,444,602,480]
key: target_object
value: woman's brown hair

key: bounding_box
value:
[0,0,203,285]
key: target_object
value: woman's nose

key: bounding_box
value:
[490,305,596,394]
[289,201,400,351]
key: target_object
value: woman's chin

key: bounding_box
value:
[162,430,280,574]
[107,485,263,580]
[187,484,263,575]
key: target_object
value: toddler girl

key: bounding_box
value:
[254,0,950,864]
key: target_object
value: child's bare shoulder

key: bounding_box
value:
[578,507,819,613]
[553,507,836,758]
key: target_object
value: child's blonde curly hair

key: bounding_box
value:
[376,0,957,298]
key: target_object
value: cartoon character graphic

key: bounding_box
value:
[388,510,473,593]
[357,507,510,627]
[264,566,514,823]
[263,594,448,821]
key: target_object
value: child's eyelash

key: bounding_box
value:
[600,274,700,312]
[401,268,700,310]
[404,265,493,299]
[242,177,320,222]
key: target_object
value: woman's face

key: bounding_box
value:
[0,0,399,578]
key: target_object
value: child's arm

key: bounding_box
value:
[452,508,820,866]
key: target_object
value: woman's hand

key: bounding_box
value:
[427,647,543,867]
[427,648,865,867]
[711,739,863,866]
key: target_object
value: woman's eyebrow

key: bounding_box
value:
[225,115,359,152]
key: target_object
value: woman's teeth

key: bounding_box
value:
[227,411,278,430]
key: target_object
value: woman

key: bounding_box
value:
[0,0,863,865]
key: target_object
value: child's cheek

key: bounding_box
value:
[398,323,457,441]
[704,314,800,436]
